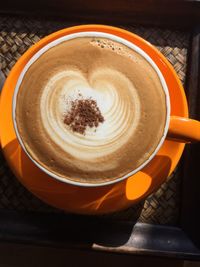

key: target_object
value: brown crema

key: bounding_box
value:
[15,37,167,184]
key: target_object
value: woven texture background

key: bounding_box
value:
[0,16,190,224]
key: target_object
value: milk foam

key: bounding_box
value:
[15,36,167,183]
[40,68,141,159]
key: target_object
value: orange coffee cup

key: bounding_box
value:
[11,30,200,187]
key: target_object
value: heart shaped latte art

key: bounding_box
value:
[40,67,140,160]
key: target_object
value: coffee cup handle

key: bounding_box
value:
[167,116,200,143]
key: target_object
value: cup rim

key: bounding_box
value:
[12,30,171,187]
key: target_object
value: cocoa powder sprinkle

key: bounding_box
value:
[63,96,104,134]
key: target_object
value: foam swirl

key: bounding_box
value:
[40,68,141,160]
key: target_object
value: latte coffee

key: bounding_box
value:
[15,35,167,184]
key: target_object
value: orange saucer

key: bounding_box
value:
[0,25,188,214]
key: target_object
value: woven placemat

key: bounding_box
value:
[0,16,190,224]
